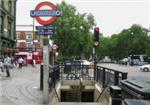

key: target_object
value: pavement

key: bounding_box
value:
[0,65,108,105]
[1,63,149,105]
[0,65,44,105]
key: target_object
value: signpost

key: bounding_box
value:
[30,1,61,104]
[36,31,54,35]
[93,27,100,80]
[30,1,61,25]
[36,25,55,30]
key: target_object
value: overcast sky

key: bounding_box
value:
[16,0,150,36]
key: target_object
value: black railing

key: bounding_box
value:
[40,64,128,91]
[40,65,60,91]
[59,63,94,80]
[49,65,60,91]
[96,66,128,88]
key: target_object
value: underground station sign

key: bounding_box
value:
[30,1,61,35]
[35,25,55,35]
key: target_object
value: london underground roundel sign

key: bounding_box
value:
[31,1,61,25]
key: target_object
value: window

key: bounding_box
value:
[8,21,12,37]
[26,43,33,47]
[0,16,4,35]
[26,34,33,43]
[8,1,12,14]
[16,32,20,39]
[26,34,32,39]
[1,1,4,8]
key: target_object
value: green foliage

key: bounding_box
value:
[97,24,150,60]
[51,1,95,59]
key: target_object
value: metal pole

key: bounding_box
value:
[32,18,35,54]
[93,47,97,80]
[43,37,50,104]
[40,65,43,90]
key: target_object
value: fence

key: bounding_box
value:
[59,63,94,80]
[40,64,128,91]
[40,65,60,91]
[95,65,128,88]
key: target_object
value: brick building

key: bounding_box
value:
[16,25,42,64]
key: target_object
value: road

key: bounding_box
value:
[98,63,150,83]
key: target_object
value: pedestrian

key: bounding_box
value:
[0,59,4,72]
[18,57,24,69]
[31,59,36,67]
[4,56,11,77]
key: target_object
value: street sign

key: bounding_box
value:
[31,1,61,25]
[36,25,55,30]
[36,31,54,35]
[30,10,61,17]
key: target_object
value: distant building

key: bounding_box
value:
[0,0,17,57]
[16,25,42,64]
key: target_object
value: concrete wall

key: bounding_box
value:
[49,80,109,104]
[94,83,109,104]
[61,80,95,86]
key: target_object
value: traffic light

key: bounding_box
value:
[94,27,99,47]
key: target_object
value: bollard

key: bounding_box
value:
[109,85,122,105]
[40,65,43,91]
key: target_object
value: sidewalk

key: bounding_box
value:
[0,65,44,105]
[0,65,108,105]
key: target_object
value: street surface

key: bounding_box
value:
[98,63,150,83]
[0,65,107,105]
[0,65,43,105]
[0,63,149,105]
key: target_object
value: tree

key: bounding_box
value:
[97,24,150,60]
[51,1,95,59]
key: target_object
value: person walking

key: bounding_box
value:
[0,59,4,72]
[4,56,11,77]
[18,57,24,69]
[31,59,36,67]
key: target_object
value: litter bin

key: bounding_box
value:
[109,85,122,105]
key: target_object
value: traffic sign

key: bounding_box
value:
[31,1,61,25]
[36,25,55,30]
[36,31,54,35]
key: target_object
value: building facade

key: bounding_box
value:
[0,0,17,58]
[16,25,42,64]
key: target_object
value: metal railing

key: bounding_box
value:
[95,65,128,102]
[59,63,94,80]
[95,66,128,88]
[40,64,128,91]
[40,65,60,91]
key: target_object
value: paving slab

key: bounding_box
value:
[0,65,108,105]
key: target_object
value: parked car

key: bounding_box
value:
[121,58,128,65]
[140,64,150,72]
[74,60,92,65]
[100,56,111,63]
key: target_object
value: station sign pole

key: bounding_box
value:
[30,1,61,104]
